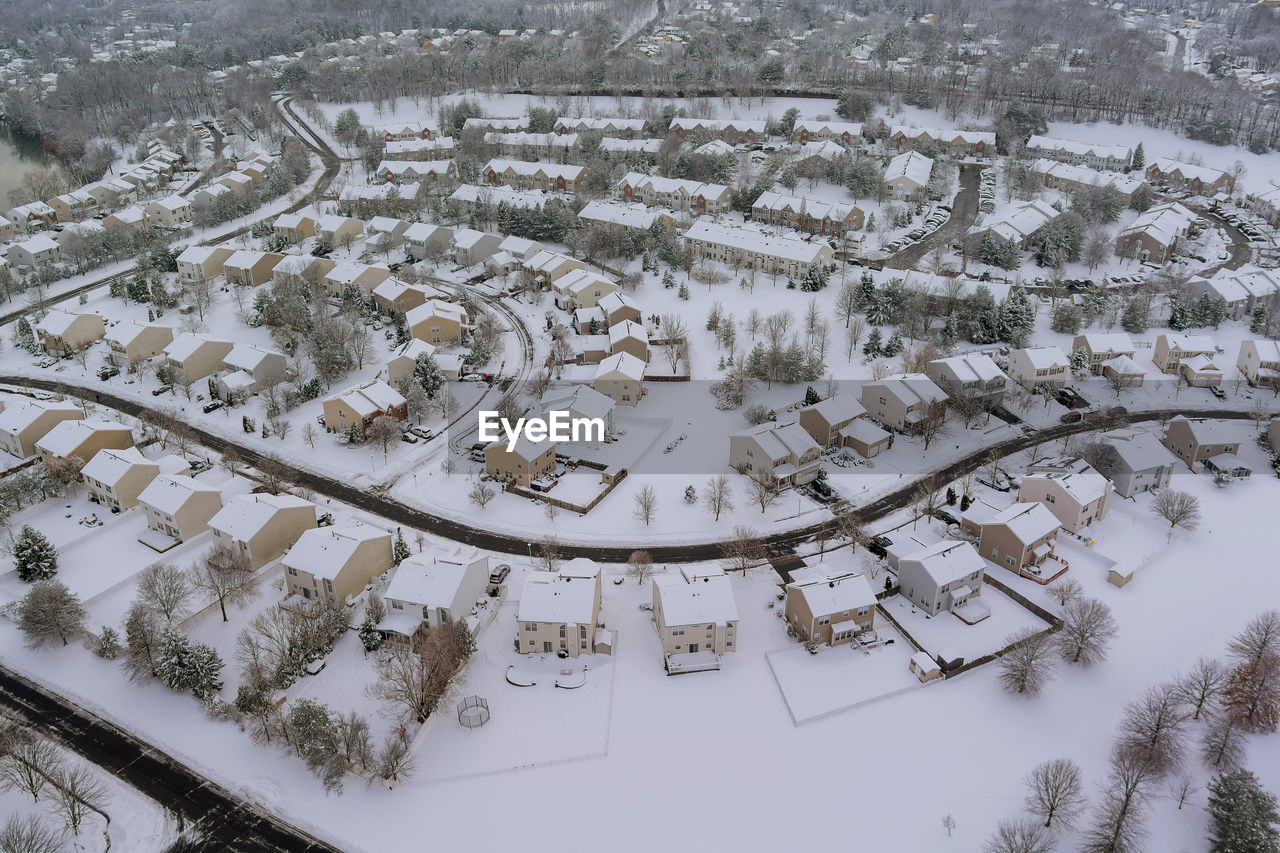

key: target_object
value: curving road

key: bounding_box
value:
[0,666,339,852]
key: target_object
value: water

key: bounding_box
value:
[0,124,57,209]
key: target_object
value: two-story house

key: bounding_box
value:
[728,422,822,486]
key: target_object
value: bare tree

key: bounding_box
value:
[301,422,318,449]
[1058,597,1118,666]
[702,474,734,521]
[43,455,85,495]
[983,818,1052,853]
[1199,714,1247,771]
[219,448,244,478]
[366,415,402,460]
[722,525,766,573]
[1227,611,1280,666]
[0,813,63,853]
[746,468,780,513]
[626,550,654,586]
[536,536,561,572]
[837,513,867,551]
[1221,652,1280,734]
[1024,757,1085,829]
[16,581,87,647]
[1116,683,1189,776]
[1080,748,1157,853]
[1046,577,1083,607]
[911,477,943,529]
[1175,657,1228,720]
[376,723,416,784]
[53,763,108,836]
[190,544,256,622]
[632,484,658,525]
[1151,489,1200,538]
[0,733,62,802]
[368,632,461,723]
[468,482,495,510]
[135,562,194,622]
[998,627,1057,696]
[941,814,956,838]
[1169,773,1196,810]
[255,455,292,495]
[917,411,948,451]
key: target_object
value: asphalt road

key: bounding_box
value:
[886,161,982,271]
[0,666,340,853]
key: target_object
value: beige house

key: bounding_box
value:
[652,568,739,672]
[402,223,453,261]
[105,322,174,367]
[144,196,193,229]
[597,292,642,327]
[282,524,393,606]
[484,433,556,487]
[963,501,1063,578]
[102,207,148,234]
[0,400,83,459]
[729,421,822,486]
[381,545,491,645]
[607,320,649,362]
[1020,458,1113,533]
[176,245,234,284]
[926,354,1008,405]
[860,373,948,433]
[406,300,468,345]
[1162,415,1242,471]
[35,419,133,465]
[223,250,283,287]
[1153,333,1215,375]
[784,566,877,646]
[1008,346,1070,391]
[271,254,335,289]
[682,220,834,279]
[321,380,407,436]
[516,558,603,658]
[552,268,618,312]
[138,474,223,543]
[386,339,441,388]
[272,211,316,243]
[1072,333,1136,375]
[208,493,318,569]
[592,352,646,406]
[882,151,934,202]
[798,395,868,448]
[216,344,288,397]
[482,159,586,192]
[81,446,174,511]
[35,310,105,355]
[163,334,234,384]
[372,279,434,315]
[523,250,585,285]
[315,214,364,247]
[324,262,391,297]
[1238,339,1280,388]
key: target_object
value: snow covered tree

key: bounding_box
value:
[1121,296,1150,334]
[1070,347,1093,382]
[1131,142,1145,171]
[803,385,820,406]
[392,530,411,566]
[1206,769,1280,853]
[190,544,255,622]
[1176,657,1229,720]
[998,288,1036,347]
[135,561,193,622]
[633,484,658,525]
[94,625,121,659]
[1228,611,1280,666]
[1081,748,1157,853]
[703,475,734,521]
[413,353,443,398]
[358,595,386,653]
[17,581,86,647]
[404,383,430,424]
[366,415,402,460]
[1050,302,1084,334]
[1024,757,1084,829]
[12,524,57,582]
[1169,298,1193,331]
[862,327,883,358]
[626,550,654,586]
[0,813,63,853]
[882,330,903,357]
[122,601,162,680]
[1058,597,1118,666]
[1251,303,1270,336]
[998,627,1057,696]
[156,626,224,703]
[983,818,1052,853]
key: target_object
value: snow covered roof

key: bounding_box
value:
[594,351,646,382]
[1023,462,1111,506]
[900,540,985,587]
[578,200,669,230]
[450,184,548,210]
[618,171,731,200]
[405,299,465,327]
[734,421,821,460]
[1150,158,1228,186]
[0,400,80,435]
[1077,333,1134,354]
[385,545,485,608]
[798,140,846,161]
[34,310,90,337]
[1159,333,1214,353]
[1107,432,1174,472]
[891,126,994,145]
[872,373,948,406]
[391,338,436,363]
[403,222,450,242]
[670,117,765,133]
[654,570,738,625]
[976,199,1058,243]
[35,419,130,458]
[517,564,599,624]
[330,380,405,417]
[787,570,876,616]
[223,343,281,373]
[208,492,315,540]
[538,384,615,422]
[497,235,540,257]
[1101,355,1142,375]
[177,245,226,265]
[753,191,859,223]
[483,159,584,181]
[81,446,153,487]
[801,394,866,424]
[795,120,862,137]
[608,320,647,346]
[840,418,890,445]
[1015,346,1069,370]
[164,333,230,363]
[929,353,1005,384]
[452,228,493,249]
[283,524,389,580]
[692,139,735,156]
[1026,135,1130,161]
[137,473,220,514]
[683,220,829,264]
[1121,202,1195,247]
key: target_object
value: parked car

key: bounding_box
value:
[400,432,418,444]
[1059,411,1084,424]
[97,365,120,380]
[933,510,959,526]
[1210,385,1226,400]
[489,564,511,584]
[868,535,892,558]
[202,401,222,413]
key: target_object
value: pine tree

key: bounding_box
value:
[1070,347,1093,381]
[863,327,884,358]
[998,289,1036,347]
[1169,299,1193,331]
[156,626,224,702]
[1122,297,1150,334]
[1207,769,1280,853]
[413,354,444,398]
[95,626,121,659]
[662,270,676,289]
[1251,303,1270,336]
[15,317,36,352]
[803,386,820,406]
[940,313,959,346]
[392,531,410,566]
[13,524,58,582]
[678,282,690,301]
[882,330,904,357]
[1131,142,1145,171]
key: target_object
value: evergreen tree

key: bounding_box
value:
[13,524,58,582]
[661,270,676,289]
[1251,303,1270,336]
[15,317,36,352]
[1050,302,1084,334]
[1207,769,1280,853]
[803,386,820,406]
[747,343,767,377]
[1070,347,1093,381]
[940,313,959,346]
[961,285,1000,344]
[413,354,444,398]
[156,626,224,702]
[392,531,410,566]
[865,289,893,326]
[863,327,884,358]
[998,288,1036,346]
[95,625,121,659]
[1192,292,1217,328]
[1121,297,1150,334]
[1131,142,1145,171]
[859,272,877,305]
[358,596,385,652]
[1169,299,1193,331]
[678,282,690,301]
[882,330,904,357]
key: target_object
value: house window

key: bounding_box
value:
[672,627,685,636]
[391,600,403,610]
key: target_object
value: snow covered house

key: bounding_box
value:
[1145,159,1233,195]
[925,354,1008,405]
[216,344,287,397]
[35,419,133,465]
[382,544,491,644]
[137,474,223,544]
[402,223,453,261]
[163,334,234,384]
[577,200,676,233]
[223,250,283,287]
[1161,416,1242,471]
[0,400,83,459]
[484,431,556,488]
[1152,333,1216,375]
[962,500,1063,578]
[795,120,863,144]
[1187,268,1279,321]
[516,558,603,658]
[1020,457,1114,532]
[177,245,234,284]
[144,195,192,229]
[385,339,444,387]
[372,279,436,315]
[1072,334,1136,375]
[315,214,363,247]
[652,568,739,672]
[668,117,765,143]
[7,234,61,269]
[895,540,988,621]
[1104,432,1177,497]
[682,220,834,279]
[860,373,948,433]
[1025,136,1132,172]
[966,199,1059,254]
[523,250,585,284]
[481,159,585,192]
[1008,346,1069,391]
[616,173,734,215]
[321,380,407,436]
[552,269,618,312]
[890,126,995,156]
[105,322,173,367]
[208,492,318,569]
[1238,339,1280,388]
[324,262,391,297]
[797,395,868,448]
[882,151,933,202]
[407,299,468,345]
[592,352,646,406]
[607,320,649,362]
[1115,202,1196,264]
[282,524,393,606]
[82,446,184,511]
[784,567,877,646]
[451,228,502,267]
[537,385,616,448]
[34,310,105,355]
[728,421,822,486]
[751,192,864,237]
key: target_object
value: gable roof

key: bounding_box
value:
[208,492,315,540]
[137,473,220,514]
[517,563,599,624]
[282,524,389,580]
[35,419,130,457]
[654,570,739,625]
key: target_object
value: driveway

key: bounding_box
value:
[887,162,983,271]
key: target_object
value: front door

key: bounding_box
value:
[543,641,552,653]
[688,643,699,654]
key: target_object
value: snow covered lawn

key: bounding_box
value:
[884,586,1049,662]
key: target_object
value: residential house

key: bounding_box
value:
[271,254,334,289]
[1152,333,1215,374]
[516,559,603,658]
[1008,346,1069,391]
[682,220,834,279]
[1162,415,1243,470]
[860,373,948,433]
[1025,136,1132,171]
[102,206,148,234]
[616,173,734,215]
[798,395,869,448]
[882,151,934,201]
[752,192,865,237]
[207,493,318,569]
[537,384,616,448]
[1072,333,1136,375]
[282,524,393,606]
[272,211,315,243]
[1238,339,1280,388]
[608,320,649,362]
[728,421,822,486]
[34,310,105,355]
[0,400,83,459]
[163,334,234,384]
[222,250,283,287]
[1146,159,1234,195]
[1032,159,1147,203]
[372,278,436,315]
[406,300,468,344]
[966,199,1059,254]
[137,474,223,543]
[523,250,585,285]
[375,160,454,185]
[925,354,1008,406]
[381,545,491,644]
[105,322,174,368]
[784,567,877,646]
[7,234,61,269]
[1105,431,1177,497]
[1187,268,1279,321]
[321,380,407,435]
[552,269,618,312]
[795,120,863,144]
[597,292,642,327]
[962,501,1063,578]
[315,214,364,247]
[1101,355,1145,389]
[668,117,765,142]
[402,223,453,261]
[890,126,995,156]
[484,430,556,488]
[176,245,234,284]
[216,344,287,398]
[82,447,184,511]
[1115,202,1196,263]
[592,352,646,407]
[451,228,502,267]
[384,137,455,159]
[144,196,193,229]
[577,201,677,234]
[482,159,586,192]
[5,202,57,231]
[652,568,739,671]
[35,419,134,465]
[324,262,392,297]
[895,540,988,620]
[1020,457,1114,532]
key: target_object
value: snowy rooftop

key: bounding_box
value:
[0,399,81,434]
[594,351,646,382]
[208,492,315,541]
[900,540,985,587]
[929,353,1005,384]
[35,419,130,458]
[1107,431,1176,472]
[34,310,90,337]
[283,524,388,580]
[165,333,230,363]
[517,565,599,625]
[802,394,867,425]
[654,570,738,626]
[80,446,152,487]
[883,151,934,186]
[787,570,877,616]
[683,220,828,264]
[484,159,584,180]
[1077,333,1134,353]
[1016,346,1069,370]
[137,473,220,515]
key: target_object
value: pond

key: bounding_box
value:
[0,124,59,209]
